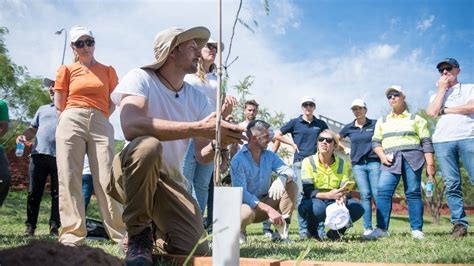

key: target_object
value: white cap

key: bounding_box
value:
[350,99,366,109]
[324,203,350,230]
[300,96,316,105]
[385,85,405,96]
[69,26,94,42]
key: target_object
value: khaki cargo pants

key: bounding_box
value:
[108,136,208,255]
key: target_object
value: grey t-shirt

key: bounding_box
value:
[31,104,57,157]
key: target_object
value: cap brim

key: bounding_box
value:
[142,26,210,71]
[43,78,55,87]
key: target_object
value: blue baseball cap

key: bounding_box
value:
[436,58,459,69]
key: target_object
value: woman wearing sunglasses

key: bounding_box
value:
[54,26,125,246]
[337,99,380,237]
[182,38,236,223]
[299,129,363,241]
[365,86,435,240]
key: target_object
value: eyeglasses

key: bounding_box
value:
[386,92,401,99]
[438,66,453,73]
[73,39,95,48]
[302,102,315,108]
[206,44,217,51]
[318,137,334,144]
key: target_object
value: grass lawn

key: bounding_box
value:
[1,190,473,264]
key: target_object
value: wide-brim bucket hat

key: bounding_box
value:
[142,26,210,71]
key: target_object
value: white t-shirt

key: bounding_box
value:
[430,83,474,143]
[184,73,218,110]
[111,68,213,189]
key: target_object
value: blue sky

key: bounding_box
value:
[1,0,473,139]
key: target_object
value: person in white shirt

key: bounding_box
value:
[426,57,473,238]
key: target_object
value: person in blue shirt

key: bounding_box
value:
[16,78,60,236]
[274,96,329,240]
[338,99,380,237]
[231,120,298,244]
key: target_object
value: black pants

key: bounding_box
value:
[0,147,11,207]
[25,154,60,228]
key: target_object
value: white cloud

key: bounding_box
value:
[367,44,399,60]
[416,15,435,32]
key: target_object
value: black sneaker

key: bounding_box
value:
[326,227,347,241]
[49,224,59,237]
[451,223,468,238]
[24,225,35,236]
[125,227,154,266]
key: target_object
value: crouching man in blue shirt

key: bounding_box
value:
[231,120,298,244]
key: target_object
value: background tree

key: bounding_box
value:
[0,26,50,150]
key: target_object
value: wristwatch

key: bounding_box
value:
[439,107,446,115]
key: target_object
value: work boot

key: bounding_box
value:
[24,225,35,236]
[451,223,468,238]
[125,227,154,266]
[326,227,347,241]
[49,224,59,237]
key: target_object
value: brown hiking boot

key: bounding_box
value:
[24,225,35,236]
[451,223,467,238]
[125,227,154,266]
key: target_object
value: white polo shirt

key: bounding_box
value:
[430,83,474,143]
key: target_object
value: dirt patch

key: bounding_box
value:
[0,240,122,266]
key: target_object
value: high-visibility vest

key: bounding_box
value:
[301,153,349,191]
[372,110,431,154]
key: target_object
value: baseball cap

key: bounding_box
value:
[325,203,350,230]
[43,78,55,88]
[208,38,224,51]
[142,26,210,71]
[385,85,405,96]
[436,58,460,69]
[69,26,93,42]
[350,99,366,109]
[300,96,316,105]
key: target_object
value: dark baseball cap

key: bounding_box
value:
[436,58,459,69]
[43,78,55,88]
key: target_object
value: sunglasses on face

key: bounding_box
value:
[438,66,454,73]
[73,39,95,48]
[302,102,315,108]
[318,137,334,144]
[386,92,401,99]
[206,44,217,51]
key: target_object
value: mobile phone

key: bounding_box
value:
[341,181,355,191]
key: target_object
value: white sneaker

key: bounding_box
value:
[239,231,247,244]
[411,230,424,239]
[362,228,389,240]
[362,229,373,236]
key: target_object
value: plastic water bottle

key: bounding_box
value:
[15,141,25,157]
[425,180,434,197]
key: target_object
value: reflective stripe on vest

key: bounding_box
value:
[379,113,421,151]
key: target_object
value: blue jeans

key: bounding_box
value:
[376,158,423,231]
[434,138,474,226]
[299,197,364,236]
[82,174,93,211]
[182,139,214,214]
[352,161,380,230]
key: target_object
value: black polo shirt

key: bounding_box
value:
[339,118,380,165]
[280,115,328,162]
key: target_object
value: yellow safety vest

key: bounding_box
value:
[301,153,350,191]
[372,110,431,154]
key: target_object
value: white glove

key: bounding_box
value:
[268,176,287,200]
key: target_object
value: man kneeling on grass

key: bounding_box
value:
[231,120,298,244]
